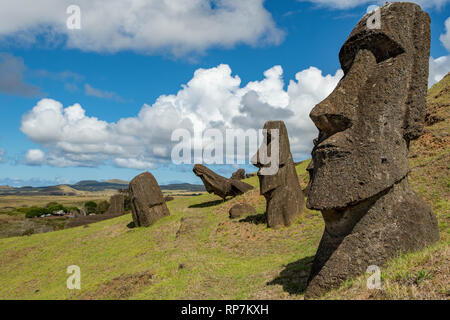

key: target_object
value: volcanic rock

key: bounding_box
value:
[231,169,246,180]
[229,203,256,219]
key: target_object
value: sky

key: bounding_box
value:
[0,0,449,187]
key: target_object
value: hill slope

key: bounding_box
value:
[0,77,448,300]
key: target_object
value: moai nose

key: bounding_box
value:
[310,49,377,137]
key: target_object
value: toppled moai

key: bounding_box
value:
[231,169,246,180]
[193,164,254,200]
[106,194,125,215]
[305,3,439,298]
[129,172,170,227]
[253,121,304,228]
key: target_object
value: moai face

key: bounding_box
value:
[306,3,431,210]
[253,121,290,196]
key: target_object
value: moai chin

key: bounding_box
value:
[305,3,439,298]
[253,121,304,228]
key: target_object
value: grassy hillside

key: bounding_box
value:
[0,77,448,300]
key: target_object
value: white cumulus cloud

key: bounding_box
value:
[21,64,343,169]
[440,17,450,51]
[296,0,449,9]
[0,0,284,56]
[429,17,450,87]
[25,149,45,165]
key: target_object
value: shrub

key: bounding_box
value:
[67,206,80,213]
[84,201,97,214]
[25,207,50,218]
[45,202,67,213]
[96,200,110,214]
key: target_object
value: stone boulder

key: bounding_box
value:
[193,164,254,200]
[129,172,170,227]
[305,3,439,298]
[106,194,124,215]
[231,169,246,180]
[229,203,256,219]
[252,121,304,228]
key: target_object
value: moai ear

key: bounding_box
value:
[403,9,431,142]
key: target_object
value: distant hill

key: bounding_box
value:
[0,180,205,195]
[41,185,86,196]
[104,179,129,185]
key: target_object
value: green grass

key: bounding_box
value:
[0,171,323,300]
[0,156,447,299]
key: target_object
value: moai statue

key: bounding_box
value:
[305,3,439,298]
[129,172,170,227]
[193,164,254,200]
[253,121,304,228]
[106,194,125,215]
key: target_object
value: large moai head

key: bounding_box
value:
[306,3,431,210]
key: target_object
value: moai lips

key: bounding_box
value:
[305,3,439,298]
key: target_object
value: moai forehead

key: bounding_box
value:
[339,2,430,140]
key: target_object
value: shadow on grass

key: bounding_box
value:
[189,199,227,208]
[267,255,315,295]
[239,213,267,225]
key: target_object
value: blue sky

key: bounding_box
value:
[0,0,449,187]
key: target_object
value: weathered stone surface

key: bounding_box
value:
[129,172,170,227]
[193,164,254,199]
[305,3,439,298]
[229,203,256,219]
[231,169,246,180]
[253,121,304,228]
[106,194,124,215]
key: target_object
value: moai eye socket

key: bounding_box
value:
[339,32,405,74]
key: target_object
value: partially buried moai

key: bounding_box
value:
[305,3,439,298]
[129,172,170,227]
[106,193,125,215]
[253,121,304,228]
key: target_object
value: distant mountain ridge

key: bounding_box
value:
[0,179,205,195]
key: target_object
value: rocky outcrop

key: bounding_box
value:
[305,3,439,298]
[193,164,254,200]
[231,169,246,180]
[106,194,124,215]
[129,172,170,227]
[229,203,256,219]
[253,121,304,228]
